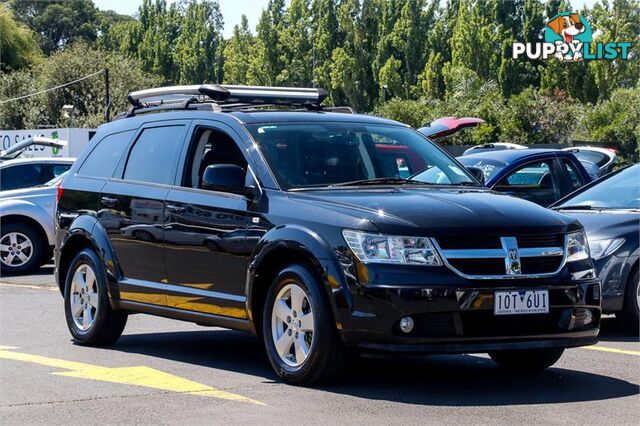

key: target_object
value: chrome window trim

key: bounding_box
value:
[431,235,568,280]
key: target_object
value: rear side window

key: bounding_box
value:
[0,164,43,190]
[123,126,186,185]
[78,130,134,178]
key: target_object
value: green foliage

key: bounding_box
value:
[0,42,161,129]
[575,85,640,161]
[223,15,253,84]
[0,4,42,71]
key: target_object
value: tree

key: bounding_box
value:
[0,4,42,71]
[0,42,161,129]
[174,0,224,84]
[247,0,286,85]
[276,0,312,86]
[310,0,339,92]
[9,0,101,54]
[223,15,253,84]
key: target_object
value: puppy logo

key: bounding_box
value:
[547,14,586,44]
[544,12,592,61]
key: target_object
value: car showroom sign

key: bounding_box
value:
[512,12,633,61]
[0,128,95,158]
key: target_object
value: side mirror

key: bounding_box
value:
[466,166,485,185]
[202,164,255,197]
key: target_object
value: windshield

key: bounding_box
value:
[247,123,475,189]
[557,165,640,210]
[41,171,68,187]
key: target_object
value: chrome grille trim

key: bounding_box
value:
[432,235,567,280]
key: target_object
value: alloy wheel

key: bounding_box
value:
[70,264,99,331]
[0,232,33,267]
[271,283,315,367]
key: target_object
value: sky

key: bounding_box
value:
[94,0,599,39]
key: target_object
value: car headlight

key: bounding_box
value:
[588,238,625,260]
[342,230,442,265]
[567,231,590,262]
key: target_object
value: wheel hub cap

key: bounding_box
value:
[69,264,99,331]
[271,283,315,367]
[0,232,33,267]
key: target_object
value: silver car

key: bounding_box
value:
[0,173,66,274]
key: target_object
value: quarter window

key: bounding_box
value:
[78,130,134,178]
[124,126,186,185]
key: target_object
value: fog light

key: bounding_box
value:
[399,316,414,333]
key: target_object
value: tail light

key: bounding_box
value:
[57,183,64,204]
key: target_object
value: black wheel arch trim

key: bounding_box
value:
[57,214,120,305]
[246,224,353,330]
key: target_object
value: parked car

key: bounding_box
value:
[457,149,593,206]
[0,172,67,274]
[56,84,599,385]
[462,142,528,156]
[1,137,73,191]
[562,146,618,177]
[551,164,639,332]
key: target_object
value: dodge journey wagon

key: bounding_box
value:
[55,85,600,384]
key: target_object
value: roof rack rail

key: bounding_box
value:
[127,84,328,109]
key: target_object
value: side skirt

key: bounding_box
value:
[115,299,256,333]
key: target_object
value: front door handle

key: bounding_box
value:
[100,196,118,208]
[166,204,186,214]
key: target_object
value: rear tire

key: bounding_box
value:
[489,348,564,371]
[0,222,45,275]
[64,249,127,346]
[621,267,639,334]
[262,264,346,385]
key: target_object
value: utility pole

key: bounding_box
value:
[104,68,111,122]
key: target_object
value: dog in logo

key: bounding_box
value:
[547,13,586,61]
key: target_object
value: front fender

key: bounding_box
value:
[246,224,353,329]
[0,199,54,245]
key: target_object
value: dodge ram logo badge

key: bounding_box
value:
[501,237,522,275]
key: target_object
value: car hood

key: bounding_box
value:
[558,210,640,241]
[288,187,578,236]
[0,186,56,201]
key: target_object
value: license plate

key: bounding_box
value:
[494,290,549,315]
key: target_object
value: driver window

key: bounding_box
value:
[184,127,248,189]
[494,160,560,206]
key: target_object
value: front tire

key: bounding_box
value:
[489,347,564,371]
[64,249,127,346]
[0,222,45,275]
[621,267,639,334]
[263,264,346,385]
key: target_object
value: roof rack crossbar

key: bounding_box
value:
[127,84,328,109]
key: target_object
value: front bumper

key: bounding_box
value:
[338,279,601,353]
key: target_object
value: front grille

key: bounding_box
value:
[435,233,566,278]
[521,256,563,274]
[518,234,565,248]
[437,236,501,250]
[449,258,505,276]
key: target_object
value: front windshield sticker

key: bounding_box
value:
[473,161,496,178]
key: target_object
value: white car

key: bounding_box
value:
[563,146,618,177]
[1,137,74,191]
[462,142,528,156]
[0,172,66,274]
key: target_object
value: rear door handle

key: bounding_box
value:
[100,196,118,207]
[166,204,186,214]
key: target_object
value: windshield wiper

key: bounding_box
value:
[553,205,594,210]
[329,177,430,187]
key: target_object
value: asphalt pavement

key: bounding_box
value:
[0,266,638,425]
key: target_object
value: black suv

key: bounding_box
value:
[55,85,600,385]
